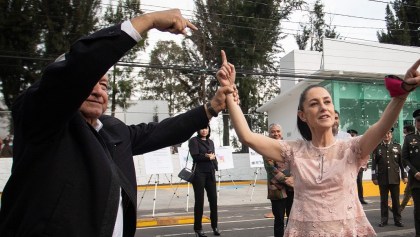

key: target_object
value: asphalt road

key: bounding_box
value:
[135,197,416,237]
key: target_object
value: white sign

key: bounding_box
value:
[249,148,264,168]
[178,147,193,169]
[143,147,173,175]
[215,146,234,170]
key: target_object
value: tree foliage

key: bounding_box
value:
[102,0,145,116]
[40,0,101,57]
[185,0,303,150]
[141,40,197,116]
[0,0,101,112]
[0,1,42,110]
[295,0,339,51]
[377,0,419,46]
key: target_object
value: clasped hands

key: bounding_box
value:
[205,152,216,160]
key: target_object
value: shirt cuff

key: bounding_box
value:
[121,20,142,42]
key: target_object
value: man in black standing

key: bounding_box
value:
[402,109,420,236]
[372,127,407,227]
[348,129,368,204]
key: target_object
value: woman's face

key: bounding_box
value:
[199,127,209,137]
[298,87,335,130]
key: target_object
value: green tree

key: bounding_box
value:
[295,0,339,51]
[141,40,197,116]
[102,0,145,116]
[39,0,101,58]
[296,24,311,50]
[0,0,101,111]
[187,0,303,151]
[0,1,41,110]
[377,0,419,46]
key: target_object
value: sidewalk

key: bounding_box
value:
[136,181,268,227]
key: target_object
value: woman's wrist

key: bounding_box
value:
[384,75,415,97]
[402,81,417,92]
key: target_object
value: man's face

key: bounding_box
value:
[269,125,282,140]
[383,131,392,143]
[80,75,109,121]
[416,118,420,132]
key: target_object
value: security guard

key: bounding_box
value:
[372,127,407,227]
[402,109,420,236]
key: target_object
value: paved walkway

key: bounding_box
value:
[135,180,407,228]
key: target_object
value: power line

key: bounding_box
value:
[367,0,420,9]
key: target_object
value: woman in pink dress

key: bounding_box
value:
[216,51,420,237]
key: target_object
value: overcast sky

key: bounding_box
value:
[138,0,391,59]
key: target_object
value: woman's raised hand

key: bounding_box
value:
[216,50,236,87]
[403,59,420,90]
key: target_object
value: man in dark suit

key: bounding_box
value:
[372,128,407,228]
[0,9,237,237]
[402,109,420,236]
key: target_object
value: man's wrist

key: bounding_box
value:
[206,102,219,117]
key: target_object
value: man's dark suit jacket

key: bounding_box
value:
[0,23,209,237]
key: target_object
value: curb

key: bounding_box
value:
[137,216,210,228]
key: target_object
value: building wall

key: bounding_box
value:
[280,50,322,93]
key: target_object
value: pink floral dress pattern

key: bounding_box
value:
[281,136,376,237]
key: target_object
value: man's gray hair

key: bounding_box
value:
[268,123,282,132]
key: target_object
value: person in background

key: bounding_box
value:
[189,125,220,237]
[399,124,415,212]
[0,136,13,158]
[332,110,351,139]
[371,128,407,227]
[348,129,369,205]
[402,109,420,236]
[263,123,294,237]
[0,9,238,237]
[216,50,420,236]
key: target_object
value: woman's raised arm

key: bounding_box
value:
[216,50,284,161]
[360,59,420,157]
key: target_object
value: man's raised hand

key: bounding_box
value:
[132,9,197,35]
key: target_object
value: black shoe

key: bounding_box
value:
[360,200,368,204]
[212,227,221,236]
[378,222,388,227]
[195,230,207,237]
[395,222,404,227]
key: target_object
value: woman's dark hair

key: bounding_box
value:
[196,124,211,139]
[297,84,325,141]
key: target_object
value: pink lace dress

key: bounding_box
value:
[281,137,376,237]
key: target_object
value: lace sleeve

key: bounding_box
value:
[349,136,369,168]
[278,140,294,163]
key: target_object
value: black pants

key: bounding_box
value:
[379,184,401,223]
[192,171,218,231]
[411,188,420,236]
[357,169,364,201]
[271,191,294,237]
